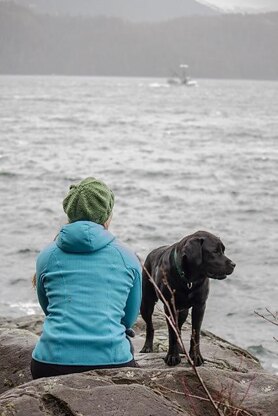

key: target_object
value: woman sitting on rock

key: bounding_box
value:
[31,177,142,379]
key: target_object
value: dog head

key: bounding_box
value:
[180,231,236,280]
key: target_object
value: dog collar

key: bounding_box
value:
[172,248,193,289]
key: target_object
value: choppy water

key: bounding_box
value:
[0,75,277,373]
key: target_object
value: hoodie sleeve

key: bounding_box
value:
[122,267,142,329]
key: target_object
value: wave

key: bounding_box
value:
[248,344,278,375]
[0,171,18,178]
[17,248,39,255]
[47,116,84,125]
[8,302,40,316]
[148,83,168,88]
[9,278,27,286]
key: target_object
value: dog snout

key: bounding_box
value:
[230,260,236,269]
[226,258,236,274]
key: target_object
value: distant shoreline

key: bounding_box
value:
[1,2,277,81]
[0,74,278,83]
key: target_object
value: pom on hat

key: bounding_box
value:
[63,177,114,225]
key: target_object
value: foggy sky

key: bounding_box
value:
[199,0,278,12]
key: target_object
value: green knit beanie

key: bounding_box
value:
[63,177,114,224]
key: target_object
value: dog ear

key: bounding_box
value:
[182,238,204,267]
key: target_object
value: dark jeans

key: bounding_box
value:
[31,357,138,379]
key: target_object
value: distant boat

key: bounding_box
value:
[167,64,198,87]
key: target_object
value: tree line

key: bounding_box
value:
[0,2,277,80]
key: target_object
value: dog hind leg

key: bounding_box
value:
[140,276,157,353]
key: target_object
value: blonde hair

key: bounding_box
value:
[103,212,113,229]
[32,273,37,288]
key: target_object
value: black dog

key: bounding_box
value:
[140,231,236,366]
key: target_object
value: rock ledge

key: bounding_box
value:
[0,313,277,416]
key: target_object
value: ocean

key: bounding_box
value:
[0,75,277,373]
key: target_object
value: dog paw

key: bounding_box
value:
[189,349,204,366]
[140,346,153,353]
[164,353,181,366]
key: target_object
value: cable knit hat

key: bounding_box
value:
[63,177,114,224]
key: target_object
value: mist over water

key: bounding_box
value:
[200,0,278,12]
[0,75,277,373]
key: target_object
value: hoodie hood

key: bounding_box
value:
[56,221,115,253]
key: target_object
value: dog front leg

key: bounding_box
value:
[177,308,189,353]
[189,303,206,366]
[164,306,182,366]
[140,297,156,353]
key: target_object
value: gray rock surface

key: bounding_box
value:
[0,328,38,394]
[0,315,44,336]
[0,374,187,416]
[0,311,277,416]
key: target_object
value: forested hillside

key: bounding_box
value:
[0,2,277,80]
[3,0,219,20]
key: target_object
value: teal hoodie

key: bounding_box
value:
[32,221,142,366]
